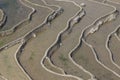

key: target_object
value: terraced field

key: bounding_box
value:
[0,0,32,31]
[1,0,120,80]
[0,43,29,80]
[0,9,3,21]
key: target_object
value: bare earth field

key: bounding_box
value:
[0,43,29,80]
[109,34,120,67]
[109,0,120,3]
[19,0,80,80]
[93,0,104,2]
[72,39,120,80]
[29,0,58,10]
[1,0,120,80]
[49,0,115,80]
[0,9,3,22]
[84,0,120,75]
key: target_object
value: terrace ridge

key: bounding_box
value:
[1,0,120,80]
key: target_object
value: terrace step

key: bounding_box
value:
[18,0,81,80]
[0,43,29,80]
[43,57,65,74]
[0,9,7,29]
[72,39,120,80]
[44,0,116,80]
[109,33,120,67]
[82,0,120,78]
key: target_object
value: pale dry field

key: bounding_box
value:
[43,58,64,74]
[109,0,120,3]
[50,0,114,79]
[92,0,104,2]
[109,33,120,67]
[0,43,29,80]
[29,0,58,10]
[0,9,3,22]
[1,0,120,80]
[84,0,120,75]
[0,77,4,80]
[19,0,80,80]
[0,0,51,47]
[72,40,120,80]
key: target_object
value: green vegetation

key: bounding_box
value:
[29,51,35,60]
[59,54,68,66]
[0,40,4,47]
[59,54,67,61]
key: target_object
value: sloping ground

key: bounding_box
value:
[72,39,120,80]
[0,9,4,22]
[91,0,104,2]
[93,0,106,2]
[117,28,120,38]
[43,57,65,74]
[0,77,6,80]
[109,33,120,67]
[0,43,29,80]
[48,0,115,80]
[29,0,58,10]
[109,0,120,3]
[0,0,51,48]
[18,0,81,80]
[0,78,4,80]
[1,0,120,80]
[0,0,32,31]
[83,0,120,76]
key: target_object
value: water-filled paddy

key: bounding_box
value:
[0,0,31,30]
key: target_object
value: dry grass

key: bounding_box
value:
[72,40,120,80]
[29,0,58,10]
[0,43,29,80]
[92,0,104,2]
[0,77,4,80]
[85,1,120,75]
[50,0,114,79]
[43,58,64,74]
[109,0,120,3]
[18,0,80,80]
[1,0,120,80]
[0,0,51,48]
[109,34,120,67]
[0,9,3,22]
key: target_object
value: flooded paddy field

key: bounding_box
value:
[0,0,32,31]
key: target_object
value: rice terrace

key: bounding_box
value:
[1,0,120,80]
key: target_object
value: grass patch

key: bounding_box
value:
[29,51,35,60]
[59,54,68,66]
[0,40,4,47]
